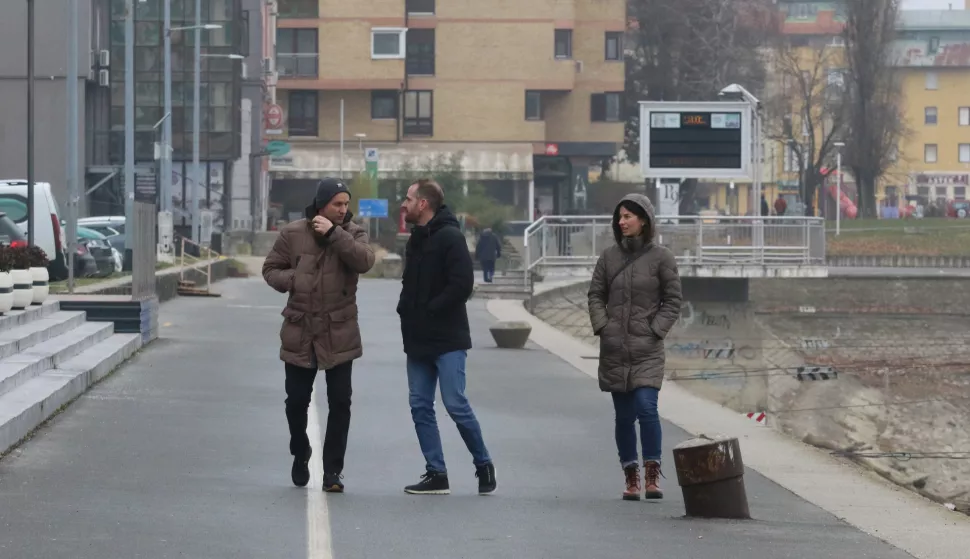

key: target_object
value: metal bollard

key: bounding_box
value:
[672,434,751,519]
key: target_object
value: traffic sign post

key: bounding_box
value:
[358,199,389,218]
[364,148,379,183]
[265,103,284,136]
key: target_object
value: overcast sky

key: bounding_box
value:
[902,0,965,9]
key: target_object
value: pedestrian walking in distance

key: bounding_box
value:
[587,193,682,501]
[474,228,501,283]
[262,178,375,493]
[397,179,497,496]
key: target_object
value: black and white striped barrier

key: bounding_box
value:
[794,366,838,381]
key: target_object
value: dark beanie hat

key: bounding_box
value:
[305,177,351,219]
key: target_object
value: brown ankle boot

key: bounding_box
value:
[622,464,641,501]
[644,460,664,499]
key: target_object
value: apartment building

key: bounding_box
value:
[888,9,970,207]
[263,0,626,222]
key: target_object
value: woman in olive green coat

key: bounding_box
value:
[588,193,682,501]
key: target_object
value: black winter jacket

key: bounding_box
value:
[397,206,475,357]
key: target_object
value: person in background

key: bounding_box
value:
[761,194,770,217]
[262,178,375,493]
[587,193,682,501]
[474,228,501,283]
[774,194,788,217]
[397,179,497,496]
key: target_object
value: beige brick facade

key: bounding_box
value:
[274,0,625,146]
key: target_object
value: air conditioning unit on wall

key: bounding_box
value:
[98,69,110,87]
[262,57,274,75]
[99,50,110,67]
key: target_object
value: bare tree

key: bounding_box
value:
[624,0,775,213]
[843,0,905,219]
[764,38,849,216]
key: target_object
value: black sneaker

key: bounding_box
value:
[404,471,450,495]
[291,447,312,487]
[322,472,344,493]
[476,463,497,495]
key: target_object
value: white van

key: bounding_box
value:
[0,180,69,280]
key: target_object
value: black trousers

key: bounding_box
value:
[284,361,353,475]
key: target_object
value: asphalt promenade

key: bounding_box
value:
[0,277,915,558]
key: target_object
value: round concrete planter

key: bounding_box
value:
[30,266,49,305]
[11,269,33,310]
[489,321,532,349]
[0,272,13,315]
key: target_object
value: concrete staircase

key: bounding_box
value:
[473,269,534,300]
[0,302,142,455]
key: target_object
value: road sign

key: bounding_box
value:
[266,140,290,157]
[364,148,379,182]
[639,101,753,180]
[265,104,284,136]
[358,199,388,218]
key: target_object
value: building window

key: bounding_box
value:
[924,143,938,163]
[288,91,318,137]
[403,91,433,136]
[591,92,621,122]
[406,0,435,14]
[555,29,572,59]
[525,91,542,121]
[956,186,967,200]
[406,29,435,76]
[925,106,938,125]
[960,107,970,126]
[605,32,623,61]
[925,71,938,90]
[371,90,398,120]
[277,0,318,18]
[929,36,940,54]
[372,28,407,59]
[276,29,318,78]
[960,144,970,164]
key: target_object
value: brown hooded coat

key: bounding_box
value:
[587,193,683,393]
[262,215,375,371]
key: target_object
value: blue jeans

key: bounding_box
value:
[407,350,491,473]
[612,387,662,467]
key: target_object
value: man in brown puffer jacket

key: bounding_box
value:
[588,193,682,502]
[262,178,375,493]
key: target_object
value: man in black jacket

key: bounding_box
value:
[396,179,496,496]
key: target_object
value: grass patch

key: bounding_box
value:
[826,219,970,256]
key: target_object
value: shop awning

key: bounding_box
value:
[269,142,534,181]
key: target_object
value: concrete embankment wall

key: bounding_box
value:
[531,276,970,509]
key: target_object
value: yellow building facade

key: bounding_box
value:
[264,0,626,221]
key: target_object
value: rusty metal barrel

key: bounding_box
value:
[672,434,751,519]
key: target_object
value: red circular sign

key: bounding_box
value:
[265,104,284,128]
[545,143,559,156]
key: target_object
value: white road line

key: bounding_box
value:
[306,392,334,559]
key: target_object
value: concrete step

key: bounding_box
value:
[0,321,115,398]
[0,311,88,361]
[0,302,60,335]
[0,333,141,455]
[474,283,533,301]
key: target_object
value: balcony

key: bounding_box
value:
[406,54,435,76]
[277,53,319,78]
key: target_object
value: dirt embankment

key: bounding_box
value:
[532,281,970,514]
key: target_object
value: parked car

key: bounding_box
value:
[0,212,27,248]
[77,226,116,277]
[78,216,126,253]
[0,180,68,280]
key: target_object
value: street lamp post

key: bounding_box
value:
[27,0,35,247]
[163,20,222,243]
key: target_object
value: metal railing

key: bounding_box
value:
[276,53,319,78]
[131,201,158,301]
[523,215,826,276]
[179,237,220,295]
